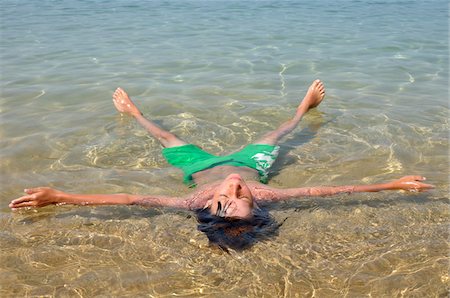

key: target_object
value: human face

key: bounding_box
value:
[209,173,255,219]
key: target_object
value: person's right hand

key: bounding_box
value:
[389,176,434,192]
[9,187,63,209]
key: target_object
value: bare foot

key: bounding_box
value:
[112,88,142,117]
[299,79,325,111]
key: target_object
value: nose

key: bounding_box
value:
[228,181,242,197]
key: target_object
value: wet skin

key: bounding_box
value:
[208,173,256,219]
[8,81,435,216]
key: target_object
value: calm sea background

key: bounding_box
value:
[1,0,448,296]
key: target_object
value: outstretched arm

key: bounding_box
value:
[9,187,189,210]
[252,176,434,202]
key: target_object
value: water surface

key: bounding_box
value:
[1,0,448,296]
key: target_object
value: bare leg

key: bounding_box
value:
[112,88,187,148]
[253,80,325,145]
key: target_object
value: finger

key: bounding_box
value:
[413,182,435,192]
[9,201,37,208]
[420,182,434,189]
[25,187,44,194]
[9,195,34,208]
[10,195,34,204]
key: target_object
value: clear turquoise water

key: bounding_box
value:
[1,0,448,296]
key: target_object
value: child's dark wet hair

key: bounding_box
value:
[195,207,284,252]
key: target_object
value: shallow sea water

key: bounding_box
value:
[0,0,449,297]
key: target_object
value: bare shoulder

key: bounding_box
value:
[185,182,219,210]
[248,182,283,202]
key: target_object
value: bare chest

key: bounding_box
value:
[192,165,260,186]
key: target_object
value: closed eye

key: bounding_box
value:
[239,196,252,203]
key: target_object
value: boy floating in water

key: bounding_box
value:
[9,80,433,250]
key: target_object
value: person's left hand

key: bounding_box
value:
[390,176,434,192]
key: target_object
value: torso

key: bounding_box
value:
[192,165,261,186]
[186,165,274,210]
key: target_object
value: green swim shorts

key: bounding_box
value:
[162,144,280,186]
